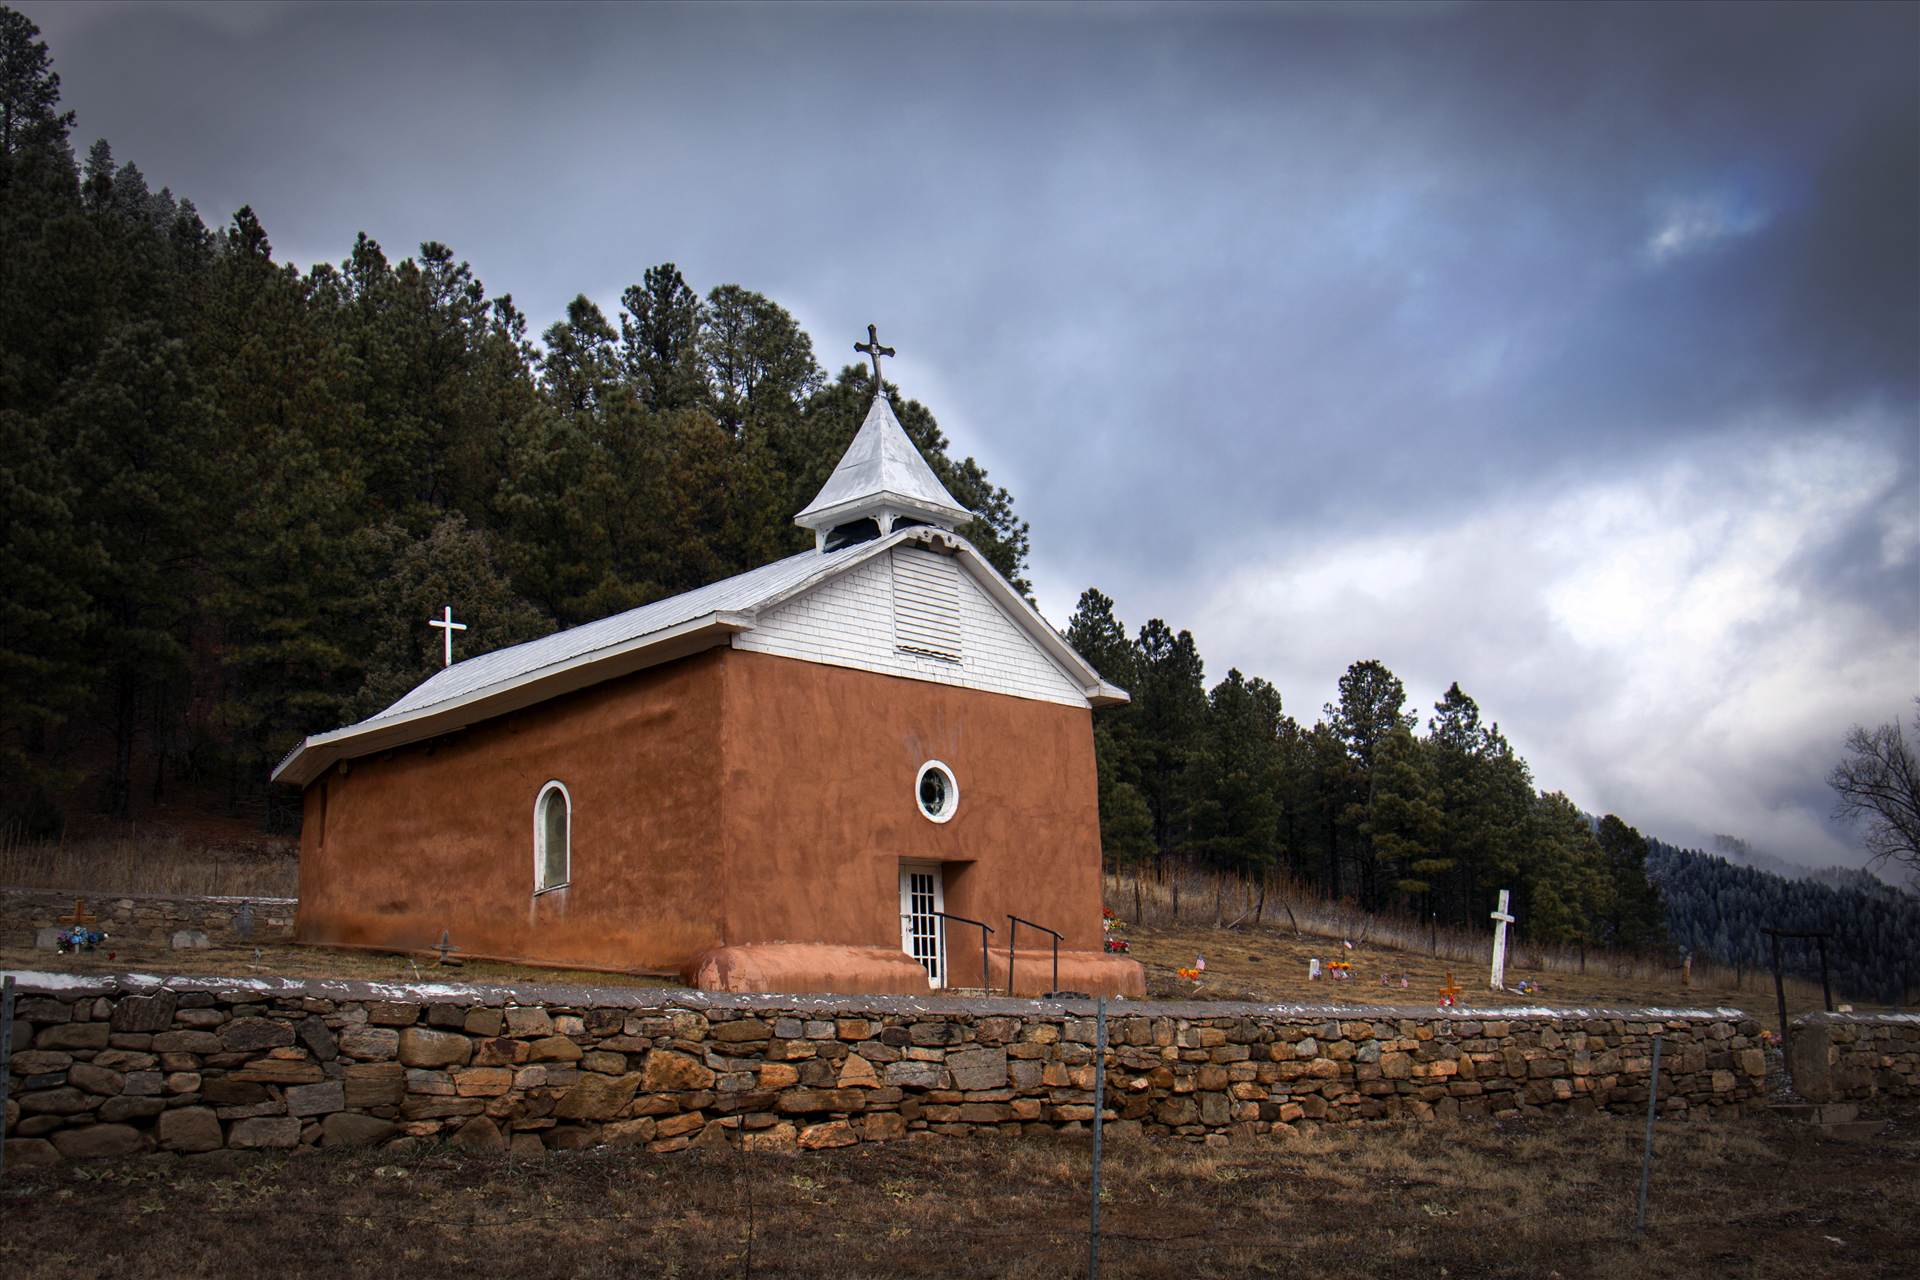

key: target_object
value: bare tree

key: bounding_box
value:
[1829,699,1920,882]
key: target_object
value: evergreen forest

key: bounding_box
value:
[1647,840,1920,1005]
[3,11,1909,995]
[0,11,1030,833]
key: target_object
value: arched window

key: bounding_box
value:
[535,781,570,893]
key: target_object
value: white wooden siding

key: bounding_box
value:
[734,547,1088,707]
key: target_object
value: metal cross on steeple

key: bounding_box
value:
[854,323,895,386]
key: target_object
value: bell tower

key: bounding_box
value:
[793,324,973,551]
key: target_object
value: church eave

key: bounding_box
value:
[270,611,753,788]
[791,488,974,531]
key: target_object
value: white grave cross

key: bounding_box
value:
[428,605,467,668]
[1488,888,1516,990]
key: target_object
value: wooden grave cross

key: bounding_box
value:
[58,898,97,927]
[1488,888,1516,990]
[1438,971,1463,1008]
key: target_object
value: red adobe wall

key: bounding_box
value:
[295,651,728,974]
[293,646,1143,997]
[708,651,1141,996]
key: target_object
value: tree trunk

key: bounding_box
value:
[1254,873,1267,926]
[106,672,137,819]
[1326,815,1341,901]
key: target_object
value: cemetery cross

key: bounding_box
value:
[1489,889,1516,990]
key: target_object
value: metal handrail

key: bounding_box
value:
[1006,914,1062,996]
[932,910,994,993]
[901,910,997,992]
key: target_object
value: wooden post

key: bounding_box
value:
[1769,931,1788,1041]
[1,974,15,1180]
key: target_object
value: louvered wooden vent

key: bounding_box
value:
[893,548,962,662]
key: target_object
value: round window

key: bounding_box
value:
[915,760,958,824]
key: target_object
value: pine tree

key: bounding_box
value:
[1365,724,1445,905]
[1327,659,1415,908]
[1596,814,1667,951]
[1065,588,1134,689]
[0,405,99,831]
[620,263,707,412]
[1192,669,1284,882]
[1133,619,1207,865]
[346,516,550,721]
[702,284,819,433]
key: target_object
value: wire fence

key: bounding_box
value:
[0,1001,1797,1280]
[1105,864,1850,1007]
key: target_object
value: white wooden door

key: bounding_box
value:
[899,863,946,988]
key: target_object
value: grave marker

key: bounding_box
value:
[1488,889,1516,990]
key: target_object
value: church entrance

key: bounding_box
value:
[898,862,946,988]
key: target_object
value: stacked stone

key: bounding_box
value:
[1785,1011,1920,1103]
[4,888,297,951]
[1103,1015,1770,1135]
[3,977,1786,1164]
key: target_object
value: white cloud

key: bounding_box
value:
[1645,197,1768,263]
[1182,417,1916,869]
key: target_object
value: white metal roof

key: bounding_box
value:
[370,549,820,725]
[271,526,1128,788]
[794,392,973,530]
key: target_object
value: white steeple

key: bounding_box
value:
[795,328,972,551]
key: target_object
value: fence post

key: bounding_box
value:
[1769,932,1788,1041]
[1634,1033,1663,1236]
[1,974,14,1181]
[1089,996,1106,1279]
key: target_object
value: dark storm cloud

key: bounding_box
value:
[20,0,1917,869]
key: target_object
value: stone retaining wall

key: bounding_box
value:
[1,972,1769,1164]
[2,888,296,952]
[1786,1011,1920,1103]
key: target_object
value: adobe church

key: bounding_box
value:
[274,333,1144,998]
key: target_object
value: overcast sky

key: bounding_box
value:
[22,0,1918,872]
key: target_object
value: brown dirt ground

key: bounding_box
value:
[2,1106,1914,1278]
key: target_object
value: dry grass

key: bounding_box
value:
[1108,867,1874,1018]
[1118,920,1857,1022]
[0,833,1874,1020]
[2,1107,1914,1278]
[0,827,297,898]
